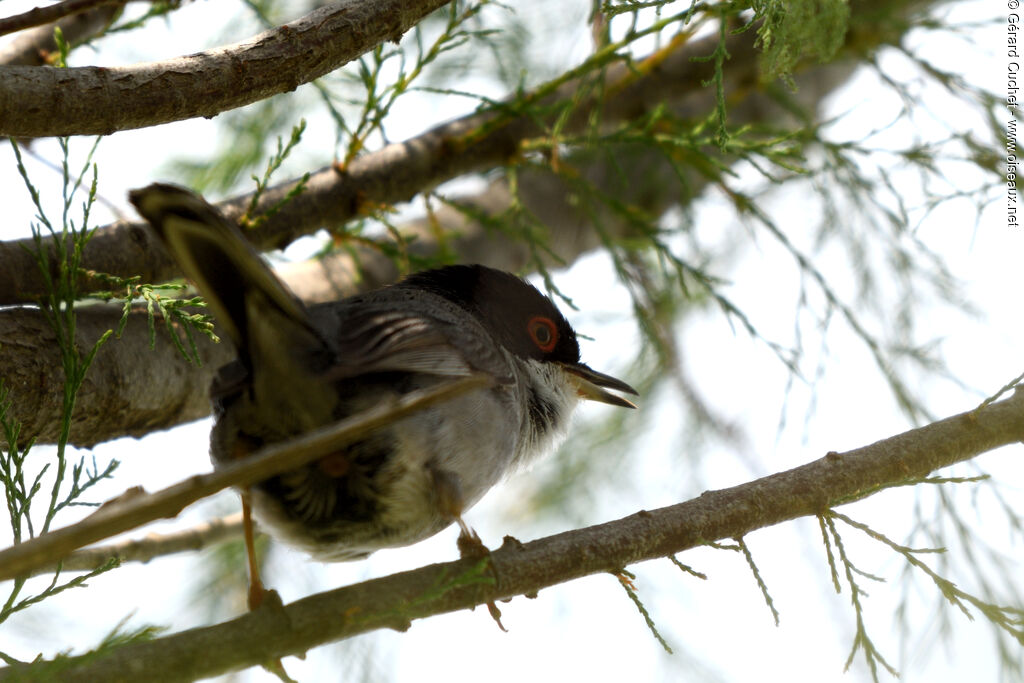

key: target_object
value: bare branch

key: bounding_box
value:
[0,1,122,66]
[0,0,453,137]
[0,0,125,38]
[26,513,244,577]
[0,374,492,582]
[6,389,1022,682]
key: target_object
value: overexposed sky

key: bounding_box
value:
[0,1,1019,682]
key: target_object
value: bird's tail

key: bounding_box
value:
[129,183,327,382]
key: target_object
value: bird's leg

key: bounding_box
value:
[428,463,507,631]
[241,487,268,611]
[240,490,293,679]
[230,436,274,612]
[241,488,292,677]
[428,464,488,559]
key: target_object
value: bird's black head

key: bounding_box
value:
[398,265,581,364]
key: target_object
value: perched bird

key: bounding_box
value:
[129,183,637,605]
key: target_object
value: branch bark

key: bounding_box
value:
[25,513,244,578]
[0,0,124,38]
[0,1,123,66]
[0,306,231,448]
[5,389,1021,682]
[0,0,452,136]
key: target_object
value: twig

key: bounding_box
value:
[25,513,244,577]
[0,1,122,66]
[0,374,492,581]
[0,0,124,37]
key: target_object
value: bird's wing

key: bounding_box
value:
[311,297,514,385]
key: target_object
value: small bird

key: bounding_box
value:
[129,183,637,606]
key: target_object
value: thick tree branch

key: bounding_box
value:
[0,306,231,448]
[4,390,1021,682]
[0,0,452,137]
[0,374,491,582]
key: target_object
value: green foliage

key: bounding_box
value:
[735,536,780,626]
[691,15,733,147]
[819,512,900,681]
[1,139,122,660]
[704,538,780,627]
[10,138,115,533]
[336,1,497,166]
[668,555,708,580]
[820,507,1024,682]
[0,0,1014,679]
[0,385,38,548]
[88,275,218,365]
[753,0,851,83]
[51,25,70,67]
[2,616,164,677]
[613,568,674,654]
[170,100,296,195]
[241,118,311,229]
[896,482,1024,677]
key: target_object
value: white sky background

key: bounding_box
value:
[0,1,1020,682]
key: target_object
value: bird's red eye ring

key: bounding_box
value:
[527,316,558,352]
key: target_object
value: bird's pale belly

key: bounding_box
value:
[241,385,519,561]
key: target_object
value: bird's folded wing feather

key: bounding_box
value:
[312,303,513,385]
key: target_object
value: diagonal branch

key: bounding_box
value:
[5,389,1022,682]
[0,18,818,306]
[0,1,123,66]
[0,0,453,137]
[0,374,491,582]
[0,0,125,38]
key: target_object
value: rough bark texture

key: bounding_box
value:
[0,0,452,136]
[0,0,125,38]
[0,306,232,448]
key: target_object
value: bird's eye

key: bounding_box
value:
[527,316,558,352]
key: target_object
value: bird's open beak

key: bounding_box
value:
[562,363,638,409]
